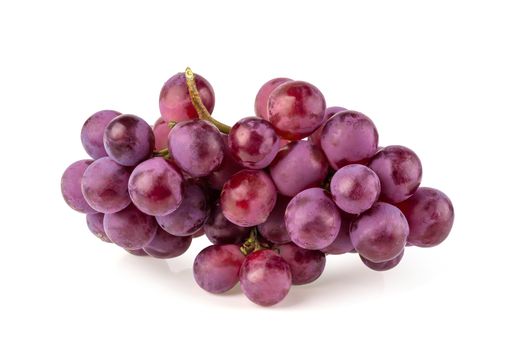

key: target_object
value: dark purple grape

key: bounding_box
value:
[269,140,328,197]
[361,250,404,271]
[257,195,291,244]
[193,244,245,294]
[81,110,121,159]
[207,133,244,190]
[254,77,292,120]
[191,228,205,238]
[268,81,326,140]
[278,243,326,285]
[86,213,111,242]
[308,106,346,148]
[321,214,354,255]
[61,159,97,214]
[143,227,192,259]
[153,117,170,150]
[126,248,149,257]
[240,250,292,306]
[350,202,408,263]
[368,145,422,203]
[104,204,157,250]
[397,187,454,247]
[81,157,131,214]
[321,110,379,169]
[204,203,249,244]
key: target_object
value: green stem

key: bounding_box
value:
[240,228,271,255]
[153,148,170,158]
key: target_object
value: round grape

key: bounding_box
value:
[320,213,355,255]
[143,227,192,259]
[361,250,404,271]
[104,204,157,250]
[126,248,149,257]
[153,117,170,150]
[204,202,249,244]
[278,243,326,285]
[81,110,121,159]
[257,195,291,244]
[308,106,346,148]
[61,159,97,214]
[254,77,292,120]
[86,213,111,242]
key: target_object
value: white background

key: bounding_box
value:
[1,1,517,349]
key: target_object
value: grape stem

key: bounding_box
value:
[185,67,231,134]
[153,148,170,158]
[240,228,271,255]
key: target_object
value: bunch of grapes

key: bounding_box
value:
[61,68,454,307]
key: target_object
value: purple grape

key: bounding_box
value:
[156,181,208,236]
[168,119,224,177]
[350,202,409,263]
[257,195,291,244]
[308,106,347,148]
[220,170,277,227]
[143,227,192,259]
[361,250,404,271]
[86,213,111,242]
[61,159,97,214]
[320,214,354,255]
[207,133,244,190]
[330,164,381,214]
[368,145,422,203]
[239,250,292,306]
[397,187,454,247]
[191,228,205,238]
[126,248,149,257]
[81,157,131,214]
[228,117,280,169]
[128,157,184,216]
[81,110,121,159]
[278,243,326,285]
[269,140,329,197]
[254,77,292,120]
[103,114,155,167]
[268,81,326,140]
[193,244,245,294]
[159,72,215,123]
[204,202,249,244]
[285,188,341,250]
[104,204,157,250]
[320,110,379,169]
[153,117,170,150]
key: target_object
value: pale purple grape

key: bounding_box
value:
[350,202,409,263]
[103,114,155,166]
[204,203,249,244]
[81,157,131,213]
[126,248,149,257]
[257,195,291,244]
[168,119,224,177]
[86,213,111,242]
[159,72,215,123]
[193,244,245,294]
[104,204,157,250]
[228,117,280,169]
[330,164,381,214]
[397,187,454,247]
[81,110,121,159]
[156,181,208,236]
[361,250,404,271]
[239,250,292,306]
[220,170,277,227]
[269,140,329,197]
[254,77,292,120]
[153,117,170,150]
[285,188,341,250]
[308,106,347,148]
[268,81,326,140]
[61,160,97,214]
[321,110,379,169]
[128,157,184,216]
[143,227,192,259]
[321,214,355,254]
[278,243,326,285]
[207,133,244,190]
[368,145,422,203]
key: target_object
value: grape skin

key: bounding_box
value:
[152,117,170,151]
[86,213,111,242]
[308,106,346,148]
[204,202,249,244]
[61,159,97,214]
[207,133,244,190]
[320,213,355,255]
[143,227,192,259]
[257,195,292,244]
[104,204,157,250]
[81,110,121,159]
[278,243,326,285]
[254,77,292,120]
[360,249,404,271]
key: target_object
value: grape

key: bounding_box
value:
[368,145,422,203]
[191,228,205,238]
[254,77,292,120]
[143,227,192,259]
[128,157,184,216]
[239,249,292,306]
[86,213,111,242]
[267,81,326,140]
[153,117,170,150]
[81,157,131,213]
[204,202,249,244]
[103,114,155,166]
[156,181,208,236]
[168,119,224,177]
[159,72,215,123]
[320,110,379,169]
[257,195,291,244]
[320,214,354,254]
[269,140,328,197]
[81,110,121,159]
[228,117,280,169]
[220,169,277,227]
[308,106,346,148]
[193,244,245,294]
[104,204,157,250]
[330,164,381,214]
[278,243,326,285]
[285,188,341,250]
[61,160,97,214]
[361,250,404,271]
[397,187,454,247]
[126,248,149,257]
[350,202,408,263]
[207,133,244,190]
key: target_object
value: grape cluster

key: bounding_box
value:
[61,68,454,307]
